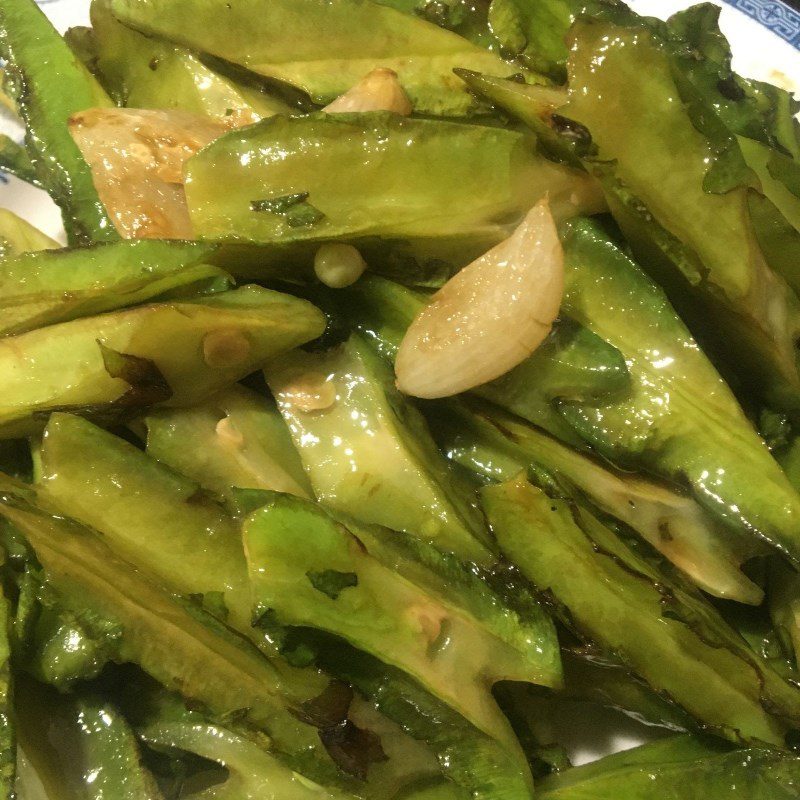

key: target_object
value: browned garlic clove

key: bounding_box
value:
[323,68,413,115]
[395,198,563,399]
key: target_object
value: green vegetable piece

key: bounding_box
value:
[367,517,560,690]
[483,476,800,746]
[437,399,764,604]
[126,677,445,800]
[243,493,540,769]
[317,641,533,800]
[561,19,800,415]
[746,181,800,302]
[663,5,800,200]
[486,0,621,82]
[750,231,800,330]
[184,112,602,281]
[34,412,375,780]
[338,275,628,447]
[375,0,496,51]
[0,285,325,438]
[770,558,800,669]
[778,435,800,493]
[26,611,115,690]
[234,482,559,695]
[38,412,252,633]
[0,486,336,780]
[0,0,116,244]
[739,136,800,243]
[0,208,57,258]
[474,320,629,447]
[141,714,352,800]
[453,72,577,167]
[17,680,160,800]
[557,217,800,564]
[265,334,491,564]
[536,734,800,799]
[329,275,430,360]
[8,481,472,795]
[0,135,39,186]
[720,588,798,686]
[559,649,691,732]
[16,566,119,689]
[400,784,469,800]
[0,239,230,336]
[0,577,13,798]
[64,25,100,77]
[90,0,291,121]
[109,0,518,116]
[145,385,312,501]
[459,24,800,242]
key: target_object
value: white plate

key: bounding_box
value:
[5,0,800,777]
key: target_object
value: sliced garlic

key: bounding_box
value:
[395,199,563,399]
[214,416,245,449]
[69,108,233,239]
[323,68,413,115]
[278,371,337,413]
[214,412,309,496]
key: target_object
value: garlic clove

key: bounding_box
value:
[395,199,563,399]
[323,68,413,115]
[275,370,338,413]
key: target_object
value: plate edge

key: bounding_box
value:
[721,0,800,48]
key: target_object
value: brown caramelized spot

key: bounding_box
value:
[68,108,243,239]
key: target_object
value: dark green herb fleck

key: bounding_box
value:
[306,569,358,600]
[250,192,325,227]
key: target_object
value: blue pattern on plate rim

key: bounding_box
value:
[724,0,800,47]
